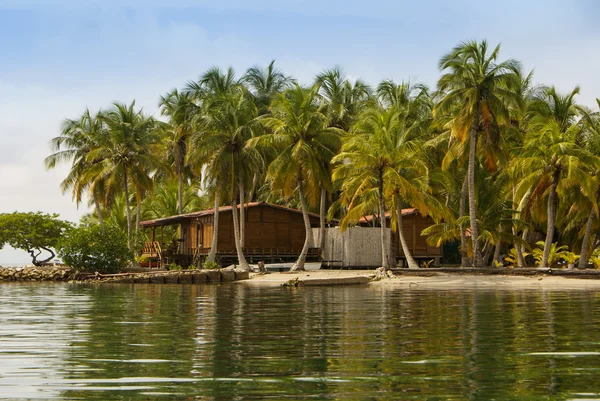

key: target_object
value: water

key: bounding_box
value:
[1,283,600,400]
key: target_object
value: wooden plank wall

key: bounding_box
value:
[394,215,441,257]
[315,227,393,267]
[218,205,318,253]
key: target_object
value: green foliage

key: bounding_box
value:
[166,262,184,271]
[0,212,72,266]
[57,224,130,273]
[532,241,572,267]
[504,248,528,267]
[202,260,221,270]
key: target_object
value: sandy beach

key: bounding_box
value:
[243,269,600,290]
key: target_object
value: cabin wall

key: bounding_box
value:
[315,227,393,267]
[393,214,441,258]
[218,205,319,253]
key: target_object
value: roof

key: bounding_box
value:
[140,202,323,228]
[358,208,419,224]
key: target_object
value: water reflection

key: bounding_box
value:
[0,283,599,400]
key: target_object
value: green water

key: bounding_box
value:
[1,283,600,400]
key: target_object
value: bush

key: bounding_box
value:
[58,224,131,273]
[203,260,220,270]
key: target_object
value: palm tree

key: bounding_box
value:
[89,101,160,247]
[190,85,262,271]
[243,60,294,114]
[576,99,600,268]
[313,68,370,252]
[45,109,107,224]
[252,84,342,271]
[514,87,600,268]
[436,40,521,267]
[333,105,430,269]
[159,90,198,215]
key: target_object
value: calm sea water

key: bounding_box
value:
[1,282,600,400]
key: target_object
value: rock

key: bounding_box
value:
[134,276,150,284]
[149,275,165,284]
[164,274,179,284]
[220,270,235,282]
[179,273,193,284]
[234,271,250,281]
[192,271,207,284]
[205,270,221,282]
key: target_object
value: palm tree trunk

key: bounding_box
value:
[176,140,184,215]
[291,180,312,271]
[178,172,184,215]
[459,174,469,267]
[206,192,219,264]
[397,201,418,269]
[231,191,250,271]
[541,171,559,268]
[519,228,529,267]
[135,197,141,236]
[493,224,503,266]
[515,187,532,267]
[123,170,132,249]
[93,194,104,225]
[318,187,327,255]
[468,115,483,267]
[378,176,390,270]
[238,170,245,249]
[578,189,599,269]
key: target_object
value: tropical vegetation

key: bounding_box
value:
[45,41,600,271]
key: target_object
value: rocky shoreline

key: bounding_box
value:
[0,267,250,284]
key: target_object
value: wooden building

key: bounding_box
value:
[358,208,442,265]
[140,202,321,266]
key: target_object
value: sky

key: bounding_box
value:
[1,0,599,263]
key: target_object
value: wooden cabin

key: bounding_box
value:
[358,208,442,265]
[140,202,321,267]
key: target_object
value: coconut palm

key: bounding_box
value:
[251,84,341,271]
[45,109,107,224]
[243,60,294,114]
[88,101,160,247]
[332,104,430,269]
[576,99,600,268]
[190,85,262,271]
[436,40,521,267]
[514,87,600,268]
[158,90,198,215]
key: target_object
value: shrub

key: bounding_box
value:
[58,224,131,274]
[203,260,220,270]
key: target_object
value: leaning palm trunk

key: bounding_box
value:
[397,202,418,269]
[467,116,483,267]
[318,187,327,255]
[514,187,532,267]
[541,172,559,268]
[206,193,220,264]
[493,225,503,265]
[135,198,141,236]
[231,194,250,271]
[459,175,469,267]
[378,178,391,270]
[238,171,245,248]
[93,194,104,225]
[291,180,313,271]
[579,206,597,269]
[123,170,132,249]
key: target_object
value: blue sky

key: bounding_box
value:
[1,0,599,263]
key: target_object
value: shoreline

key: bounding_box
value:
[3,266,600,289]
[243,269,600,290]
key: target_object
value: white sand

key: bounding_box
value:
[243,270,600,290]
